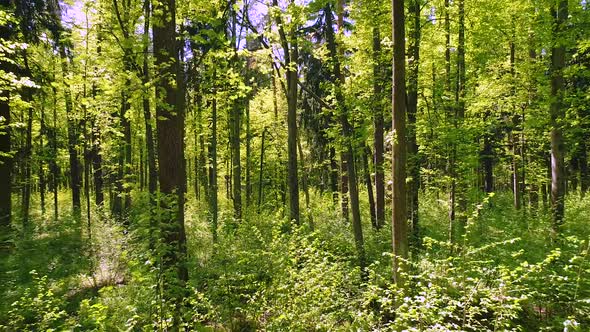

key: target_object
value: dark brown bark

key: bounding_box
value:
[392,0,408,285]
[153,0,188,317]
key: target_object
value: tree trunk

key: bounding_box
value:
[141,0,157,202]
[550,0,568,231]
[246,101,252,207]
[273,0,300,225]
[209,95,218,241]
[330,146,339,205]
[0,4,11,227]
[392,0,409,286]
[298,133,312,227]
[230,100,242,220]
[372,27,385,230]
[340,156,349,221]
[326,1,366,279]
[363,145,377,229]
[407,0,421,244]
[59,44,82,221]
[258,128,266,213]
[482,111,494,193]
[39,103,46,215]
[153,0,188,320]
[51,87,59,221]
[22,53,33,226]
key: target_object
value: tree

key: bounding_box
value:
[152,0,188,321]
[272,0,300,225]
[550,0,568,232]
[0,0,14,229]
[392,0,408,285]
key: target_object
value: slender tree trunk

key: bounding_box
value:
[407,0,421,244]
[392,0,409,286]
[510,30,523,210]
[326,1,366,279]
[258,128,266,213]
[123,87,132,211]
[22,54,33,226]
[482,110,494,193]
[550,0,568,232]
[330,146,339,205]
[51,87,59,221]
[273,0,300,224]
[90,35,104,207]
[298,133,312,227]
[372,27,385,230]
[141,0,157,203]
[580,139,589,196]
[230,100,242,220]
[340,156,349,221]
[246,101,252,207]
[363,145,377,228]
[39,103,46,215]
[59,44,82,221]
[209,96,218,241]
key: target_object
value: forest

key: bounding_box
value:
[0,0,589,330]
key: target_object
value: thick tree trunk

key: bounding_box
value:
[550,0,568,231]
[153,0,188,320]
[392,0,408,286]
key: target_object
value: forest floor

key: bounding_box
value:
[1,190,589,331]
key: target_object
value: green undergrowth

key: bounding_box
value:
[1,190,589,331]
